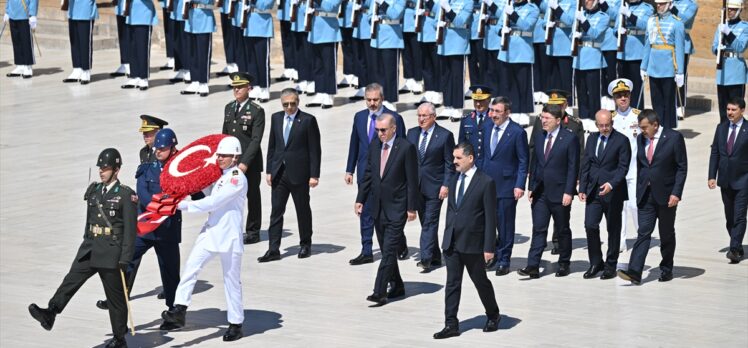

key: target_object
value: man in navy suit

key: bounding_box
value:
[618,110,688,284]
[480,97,529,276]
[345,83,409,265]
[433,142,500,339]
[356,113,419,307]
[578,110,631,280]
[708,97,748,264]
[519,104,580,279]
[259,88,322,263]
[407,102,456,272]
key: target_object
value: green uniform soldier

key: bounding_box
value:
[223,72,266,245]
[139,115,169,164]
[28,148,137,348]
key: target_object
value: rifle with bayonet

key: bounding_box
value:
[304,0,314,32]
[435,2,445,44]
[500,0,510,50]
[716,0,727,69]
[616,0,627,52]
[414,0,425,33]
[370,0,379,39]
[570,0,582,57]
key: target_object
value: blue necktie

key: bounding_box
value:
[456,173,466,207]
[419,131,428,159]
[368,114,376,142]
[283,116,293,145]
[490,126,501,155]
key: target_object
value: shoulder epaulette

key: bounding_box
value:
[249,101,263,110]
[632,108,641,114]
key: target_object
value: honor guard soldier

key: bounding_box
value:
[338,0,359,88]
[168,0,192,84]
[229,0,246,76]
[121,0,159,90]
[480,0,503,101]
[669,0,697,119]
[399,0,424,94]
[458,86,491,165]
[224,72,266,244]
[180,0,216,96]
[713,0,747,124]
[544,0,575,103]
[138,115,168,163]
[277,0,298,81]
[369,0,406,109]
[61,0,98,84]
[416,0,444,106]
[217,0,239,77]
[641,0,684,129]
[497,0,540,126]
[158,0,176,70]
[291,0,316,95]
[110,0,131,78]
[242,0,275,102]
[531,0,549,102]
[349,0,375,100]
[29,148,136,348]
[466,0,485,96]
[609,78,641,253]
[615,0,653,110]
[436,0,473,119]
[571,0,609,120]
[3,0,37,78]
[305,0,344,109]
[597,0,619,110]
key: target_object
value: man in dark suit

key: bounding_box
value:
[433,142,500,339]
[708,97,748,264]
[355,113,419,307]
[223,72,265,244]
[259,88,322,262]
[618,109,688,284]
[578,110,631,280]
[407,102,456,272]
[345,83,409,265]
[480,97,529,276]
[519,104,580,279]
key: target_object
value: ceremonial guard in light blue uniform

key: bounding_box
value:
[498,0,539,121]
[416,0,443,106]
[291,0,315,94]
[437,0,473,119]
[338,0,358,88]
[480,0,502,101]
[304,0,343,108]
[110,0,131,78]
[597,0,619,107]
[230,0,245,75]
[399,0,424,94]
[641,0,684,129]
[277,0,298,81]
[544,0,575,104]
[243,0,275,102]
[121,0,158,90]
[157,0,176,70]
[531,0,549,101]
[3,0,37,78]
[467,0,485,95]
[713,0,748,123]
[61,0,99,84]
[669,0,697,118]
[369,0,405,106]
[615,0,653,109]
[169,0,192,84]
[181,0,216,96]
[571,0,609,120]
[349,0,374,99]
[217,0,239,76]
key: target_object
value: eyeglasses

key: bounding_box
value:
[282,102,297,107]
[374,128,391,133]
[614,93,630,99]
[417,114,435,118]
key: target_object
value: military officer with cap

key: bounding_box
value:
[224,72,266,244]
[436,0,473,120]
[457,86,491,166]
[3,0,38,79]
[571,0,609,120]
[670,0,697,119]
[615,0,653,110]
[608,78,641,254]
[713,0,748,124]
[641,0,684,129]
[29,148,136,348]
[139,115,169,164]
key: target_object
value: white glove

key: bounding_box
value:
[504,4,514,15]
[439,0,451,12]
[177,201,188,210]
[375,0,384,4]
[545,20,555,29]
[480,12,488,20]
[305,5,314,14]
[3,13,8,22]
[640,69,647,81]
[29,16,37,29]
[438,20,447,27]
[415,8,425,15]
[575,10,586,22]
[617,26,627,35]
[548,0,558,10]
[598,0,605,3]
[292,0,299,5]
[353,2,361,10]
[371,13,379,22]
[719,44,727,50]
[482,0,493,6]
[674,74,684,87]
[501,26,511,34]
[619,4,631,17]
[719,23,732,35]
[572,30,582,39]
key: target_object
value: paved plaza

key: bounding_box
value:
[1,44,747,347]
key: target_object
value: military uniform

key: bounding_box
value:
[437,0,473,118]
[339,0,358,87]
[111,0,130,77]
[4,0,37,78]
[598,0,620,98]
[544,0,575,104]
[370,0,405,104]
[416,0,443,105]
[457,86,492,166]
[467,0,485,89]
[218,0,238,75]
[277,0,297,81]
[121,0,159,90]
[615,0,653,109]
[138,115,168,163]
[242,0,275,101]
[572,5,609,120]
[400,0,423,93]
[169,0,192,82]
[482,0,503,100]
[291,0,315,94]
[531,0,548,97]
[182,0,216,96]
[497,0,540,114]
[158,0,176,70]
[670,0,697,115]
[349,0,375,100]
[712,2,747,124]
[306,0,343,108]
[61,0,99,84]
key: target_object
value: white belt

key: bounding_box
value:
[510,30,533,38]
[609,20,616,26]
[381,19,401,25]
[556,22,570,29]
[254,9,273,14]
[448,23,468,29]
[579,41,601,48]
[316,10,337,17]
[628,29,645,35]
[191,3,214,9]
[722,51,740,58]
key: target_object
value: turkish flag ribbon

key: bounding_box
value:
[136,134,228,236]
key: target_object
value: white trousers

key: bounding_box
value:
[174,245,244,324]
[620,176,639,252]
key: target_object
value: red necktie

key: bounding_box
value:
[727,123,737,156]
[647,137,655,164]
[380,143,390,177]
[544,134,553,161]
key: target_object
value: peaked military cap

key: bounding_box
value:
[139,115,168,132]
[229,72,254,87]
[546,89,571,105]
[469,85,492,101]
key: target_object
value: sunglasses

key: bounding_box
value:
[375,128,391,133]
[282,102,297,107]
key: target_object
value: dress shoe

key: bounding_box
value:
[366,294,387,307]
[583,263,604,279]
[387,286,405,299]
[417,260,432,270]
[555,263,570,277]
[243,233,260,244]
[485,258,497,269]
[258,250,281,263]
[28,303,56,331]
[433,326,460,339]
[483,316,500,332]
[617,269,641,285]
[276,76,291,82]
[550,241,560,255]
[658,271,673,282]
[6,71,22,77]
[398,248,409,260]
[517,267,540,279]
[223,324,243,342]
[161,304,187,327]
[727,250,743,264]
[298,245,311,258]
[495,265,510,276]
[96,299,109,310]
[321,104,333,109]
[349,254,374,265]
[600,268,616,280]
[159,321,182,331]
[104,336,128,348]
[157,291,165,300]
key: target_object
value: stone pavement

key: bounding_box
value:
[1,45,747,347]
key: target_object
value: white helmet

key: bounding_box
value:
[727,0,743,8]
[216,136,242,155]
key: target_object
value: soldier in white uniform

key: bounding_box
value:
[161,136,248,342]
[608,78,640,256]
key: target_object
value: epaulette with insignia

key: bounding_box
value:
[632,108,641,114]
[84,182,99,200]
[232,169,239,175]
[612,111,618,118]
[249,101,262,109]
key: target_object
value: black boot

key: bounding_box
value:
[161,304,187,327]
[28,303,56,331]
[223,324,243,341]
[104,336,128,348]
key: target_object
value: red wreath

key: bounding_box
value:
[137,134,228,235]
